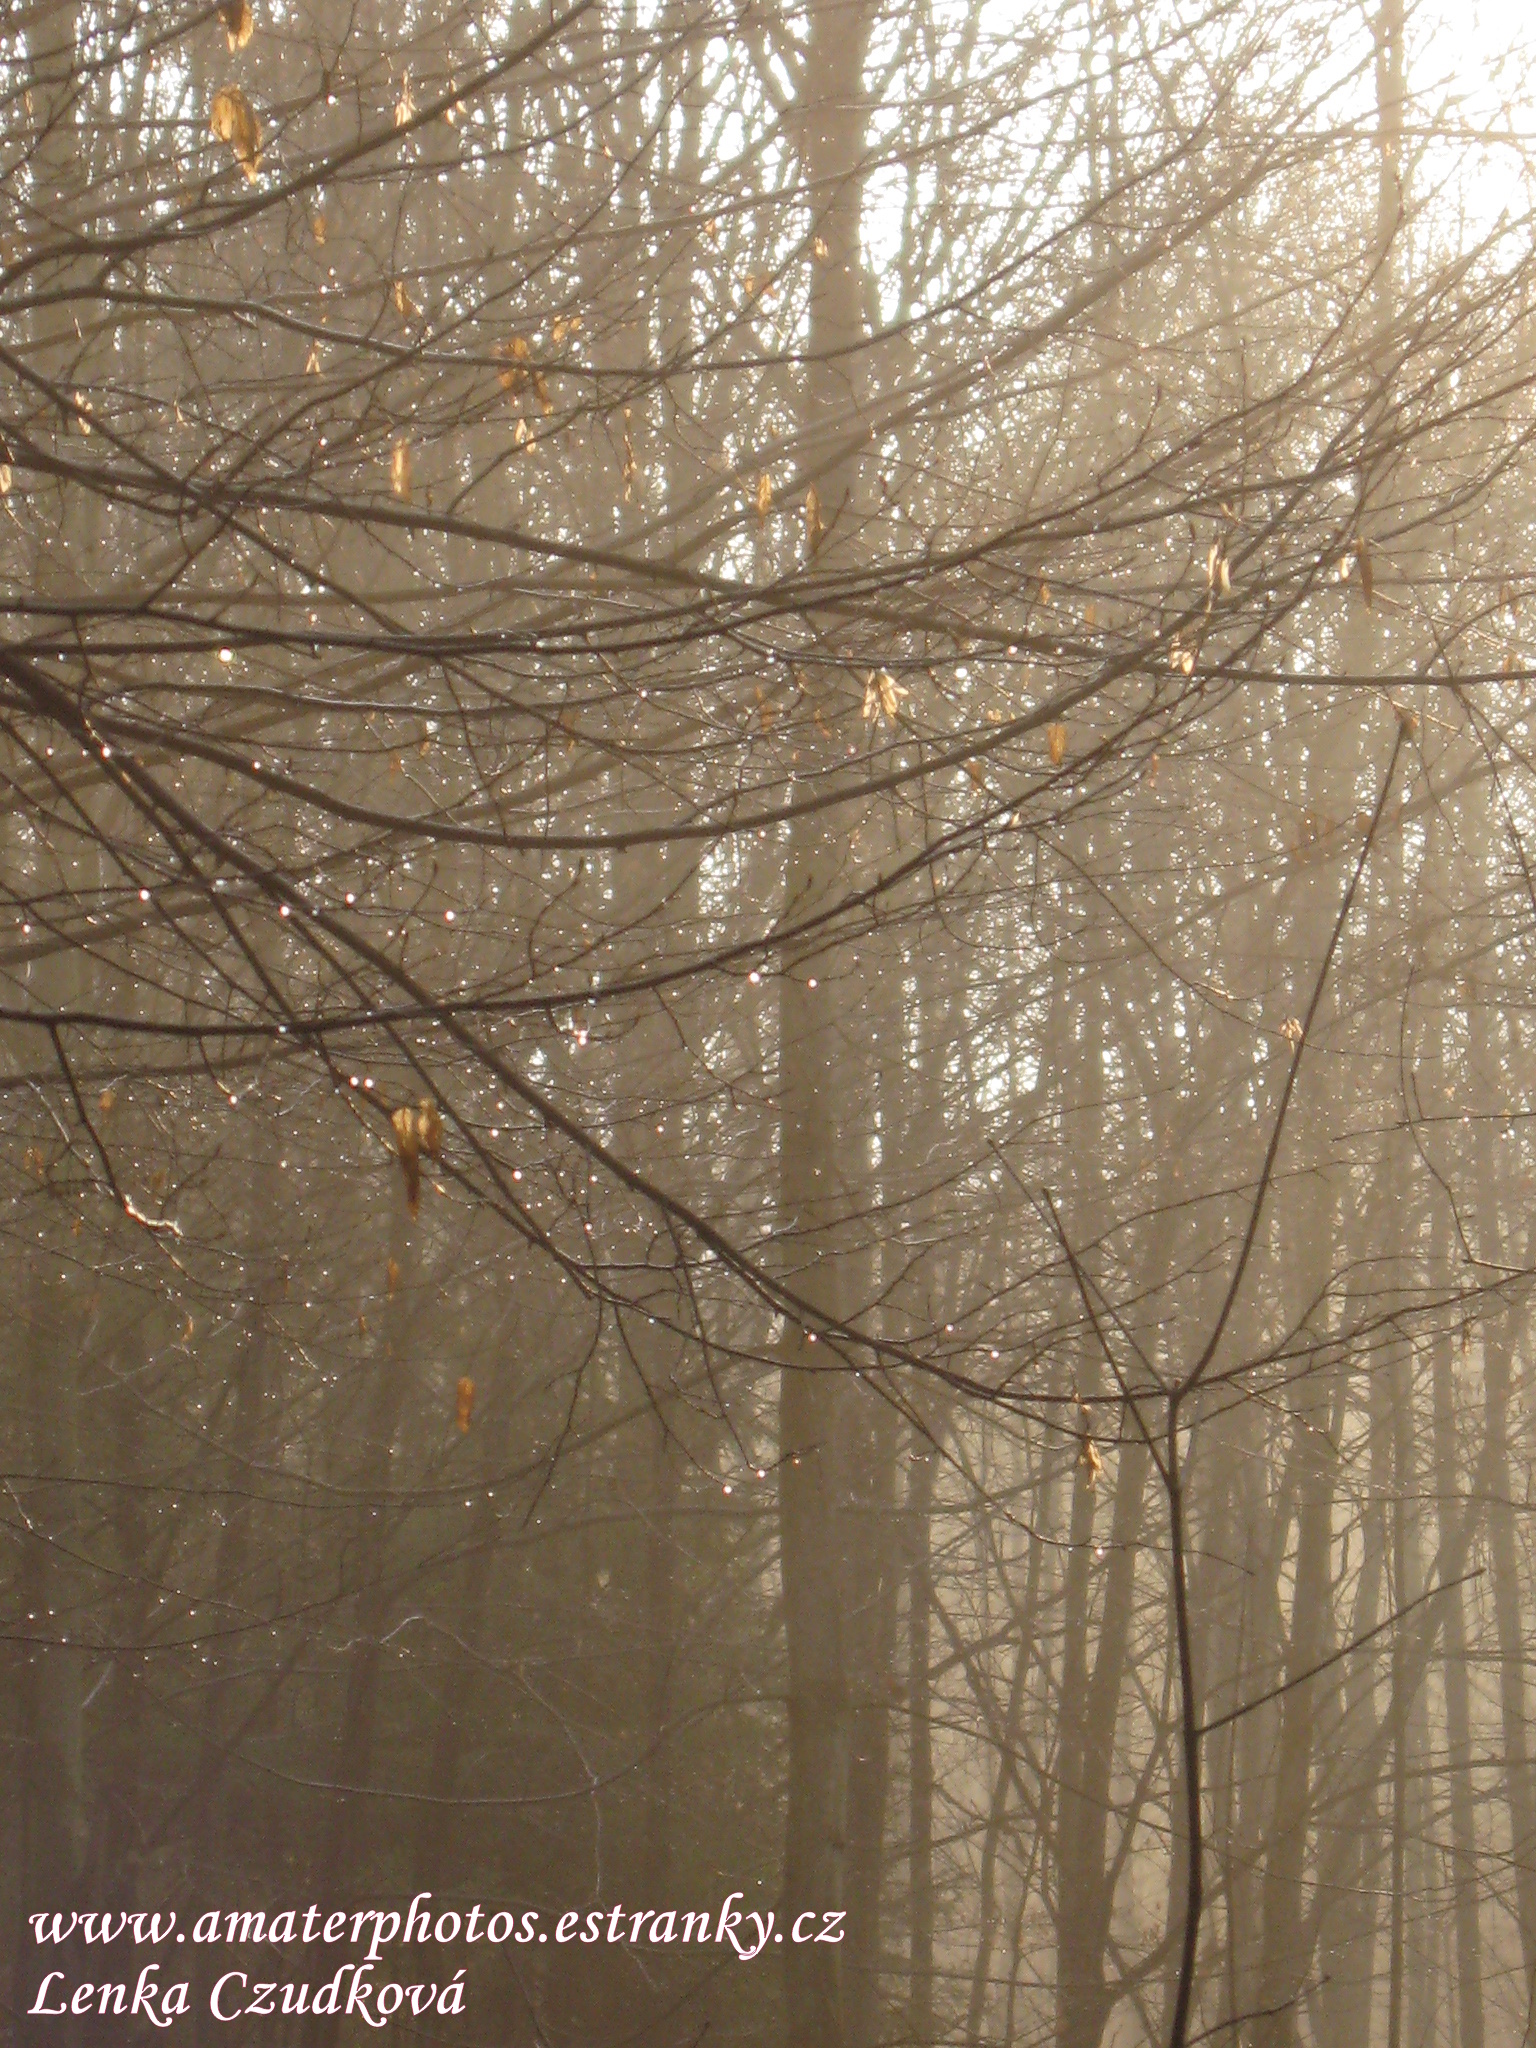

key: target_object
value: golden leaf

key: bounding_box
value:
[1279,1016,1304,1045]
[358,1311,368,1335]
[218,0,254,50]
[1079,1434,1103,1484]
[304,341,322,375]
[1083,598,1097,628]
[964,759,987,788]
[209,85,261,180]
[495,334,531,391]
[311,210,326,244]
[391,1106,422,1214]
[0,463,11,494]
[390,437,412,501]
[1356,538,1373,608]
[754,471,773,523]
[394,71,415,126]
[97,1088,115,1115]
[456,1375,475,1432]
[804,485,824,556]
[182,1312,195,1341]
[386,1255,401,1295]
[72,392,93,433]
[392,277,418,320]
[513,416,530,448]
[812,235,829,261]
[1047,722,1067,768]
[862,669,907,725]
[1037,578,1049,605]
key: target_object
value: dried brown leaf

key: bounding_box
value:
[219,0,254,50]
[209,85,261,180]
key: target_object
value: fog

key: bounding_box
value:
[5,1,1536,2043]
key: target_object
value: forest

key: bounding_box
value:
[4,0,1536,2042]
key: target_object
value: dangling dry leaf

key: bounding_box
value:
[304,341,322,375]
[1356,537,1374,608]
[394,71,415,126]
[209,85,262,181]
[621,429,638,503]
[311,210,326,244]
[218,0,254,51]
[964,759,987,788]
[754,471,773,524]
[812,235,829,261]
[390,1099,443,1216]
[392,277,418,320]
[1083,597,1097,629]
[1047,722,1067,768]
[1279,1016,1305,1046]
[456,1375,475,1432]
[182,1311,195,1341]
[390,437,412,501]
[495,334,531,391]
[513,415,530,449]
[1079,1433,1102,1484]
[391,1113,420,1212]
[861,669,907,725]
[1037,577,1050,605]
[72,392,93,433]
[804,485,824,556]
[418,1099,443,1156]
[358,1311,368,1335]
[0,462,12,495]
[97,1088,116,1115]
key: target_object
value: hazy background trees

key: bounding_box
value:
[6,0,1536,2043]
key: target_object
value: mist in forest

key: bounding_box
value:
[5,0,1536,2042]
